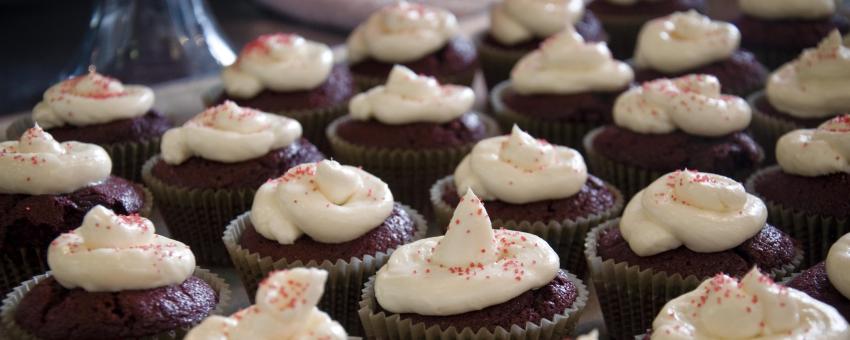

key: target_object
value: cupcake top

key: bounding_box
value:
[221,33,334,98]
[47,206,195,292]
[250,160,394,245]
[739,0,836,20]
[620,170,767,256]
[766,31,850,119]
[634,11,740,74]
[489,0,585,45]
[375,189,559,316]
[185,268,346,340]
[349,65,474,124]
[32,70,154,129]
[0,125,111,195]
[347,1,459,63]
[161,101,302,164]
[613,74,751,137]
[826,233,850,301]
[454,125,588,204]
[776,114,850,177]
[510,28,633,95]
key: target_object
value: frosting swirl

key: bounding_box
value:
[161,101,302,164]
[48,206,195,292]
[0,125,111,195]
[827,233,850,301]
[613,74,751,136]
[652,268,849,339]
[739,0,836,20]
[349,65,474,124]
[489,0,585,45]
[32,70,154,129]
[620,170,767,256]
[776,115,850,177]
[375,189,559,316]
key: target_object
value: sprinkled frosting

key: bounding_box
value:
[375,189,559,316]
[489,0,585,45]
[185,268,346,340]
[652,267,849,339]
[739,0,836,20]
[510,28,633,95]
[827,233,850,301]
[161,101,302,164]
[349,65,474,124]
[776,115,850,177]
[0,125,111,195]
[620,170,767,256]
[48,206,195,292]
[613,74,752,137]
[250,160,393,244]
[32,70,154,129]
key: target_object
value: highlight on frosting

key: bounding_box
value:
[613,74,752,136]
[620,170,767,256]
[489,0,585,45]
[349,65,474,124]
[739,0,836,20]
[652,267,849,339]
[827,233,850,301]
[347,1,458,63]
[32,70,154,129]
[510,28,633,95]
[160,101,302,164]
[221,33,333,98]
[47,206,195,292]
[776,114,850,177]
[0,125,111,195]
[185,268,346,340]
[374,189,559,316]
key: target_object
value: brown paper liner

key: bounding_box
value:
[351,67,477,91]
[585,219,804,340]
[747,91,803,163]
[357,271,589,340]
[474,32,530,90]
[1,267,231,340]
[222,207,428,336]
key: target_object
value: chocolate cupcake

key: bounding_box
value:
[786,233,850,321]
[142,101,324,265]
[585,170,802,340]
[360,190,588,340]
[346,2,477,89]
[585,74,763,198]
[491,29,633,151]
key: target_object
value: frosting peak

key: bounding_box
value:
[776,114,850,176]
[739,0,836,20]
[432,189,497,268]
[489,0,585,45]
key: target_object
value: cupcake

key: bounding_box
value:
[476,0,607,89]
[143,101,324,265]
[212,33,354,153]
[0,126,150,296]
[1,206,229,340]
[632,10,768,96]
[786,233,850,320]
[222,160,427,334]
[430,126,624,274]
[7,70,172,181]
[491,28,633,150]
[584,74,763,198]
[585,170,803,340]
[360,190,588,339]
[746,115,850,265]
[327,65,498,214]
[346,1,477,89]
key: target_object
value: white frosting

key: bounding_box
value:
[349,65,474,124]
[577,330,599,340]
[766,31,850,118]
[185,268,346,340]
[510,29,633,95]
[375,189,560,316]
[613,74,751,137]
[827,233,850,300]
[634,11,741,74]
[347,2,459,63]
[652,268,850,339]
[161,101,302,164]
[739,0,836,20]
[48,206,195,292]
[250,160,394,245]
[454,126,588,204]
[32,71,154,129]
[0,125,111,195]
[489,0,585,45]
[620,170,767,256]
[776,115,850,177]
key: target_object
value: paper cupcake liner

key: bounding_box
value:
[357,271,589,340]
[351,67,476,91]
[1,267,231,340]
[585,219,804,340]
[429,176,624,276]
[474,32,530,90]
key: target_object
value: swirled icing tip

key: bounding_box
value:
[827,233,850,300]
[798,30,847,71]
[820,114,850,132]
[433,189,497,267]
[256,268,326,320]
[59,71,127,98]
[664,169,747,211]
[315,159,363,205]
[500,125,553,172]
[240,33,304,58]
[665,10,715,39]
[386,64,441,98]
[19,124,64,154]
[73,205,155,249]
[776,114,850,176]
